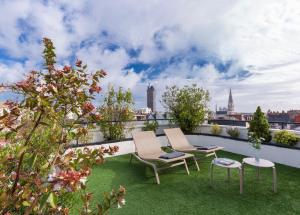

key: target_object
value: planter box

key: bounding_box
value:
[198,124,300,146]
[187,135,300,168]
[70,134,300,168]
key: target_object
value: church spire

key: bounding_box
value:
[228,88,234,112]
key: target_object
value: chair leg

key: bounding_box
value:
[214,151,218,158]
[273,167,277,193]
[153,166,160,185]
[256,167,260,180]
[193,156,200,171]
[239,167,243,194]
[183,159,190,175]
[210,162,214,186]
[129,154,133,164]
[227,168,231,183]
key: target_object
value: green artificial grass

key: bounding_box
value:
[71,151,300,215]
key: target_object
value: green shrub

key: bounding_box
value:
[143,120,159,132]
[248,132,263,149]
[99,86,135,141]
[226,127,240,138]
[248,106,271,143]
[273,130,299,146]
[0,39,125,213]
[161,84,209,133]
[211,124,222,135]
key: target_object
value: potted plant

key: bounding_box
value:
[248,106,271,143]
[248,132,265,162]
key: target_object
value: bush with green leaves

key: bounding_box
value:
[161,84,209,133]
[248,132,264,150]
[0,131,6,140]
[0,38,125,214]
[273,130,299,146]
[226,127,240,138]
[143,120,159,132]
[211,124,222,135]
[248,106,271,143]
[99,86,135,141]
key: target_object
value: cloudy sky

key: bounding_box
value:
[1,0,300,112]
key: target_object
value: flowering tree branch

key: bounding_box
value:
[0,38,125,214]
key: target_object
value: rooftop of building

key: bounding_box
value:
[69,150,300,215]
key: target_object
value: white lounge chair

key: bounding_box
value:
[131,131,197,184]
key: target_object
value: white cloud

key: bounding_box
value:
[0,63,24,83]
[0,0,300,112]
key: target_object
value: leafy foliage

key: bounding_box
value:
[210,124,223,135]
[248,106,271,143]
[161,84,209,133]
[143,120,159,132]
[99,86,135,141]
[0,38,125,214]
[226,127,240,138]
[0,131,6,140]
[273,130,299,146]
[248,132,264,150]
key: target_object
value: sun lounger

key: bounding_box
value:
[131,131,196,184]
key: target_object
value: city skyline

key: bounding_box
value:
[1,1,300,112]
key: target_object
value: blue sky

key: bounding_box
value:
[1,0,300,112]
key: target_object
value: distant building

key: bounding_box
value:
[228,88,234,113]
[213,89,253,124]
[267,110,300,129]
[215,89,236,119]
[215,109,228,119]
[294,114,300,123]
[241,113,253,121]
[287,110,300,122]
[147,85,155,112]
[267,111,290,122]
[134,107,152,120]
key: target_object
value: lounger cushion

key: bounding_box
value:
[159,151,185,159]
[197,145,218,150]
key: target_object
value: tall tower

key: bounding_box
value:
[228,88,234,112]
[147,84,155,112]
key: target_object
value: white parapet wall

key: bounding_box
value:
[198,124,300,146]
[70,122,300,168]
[186,135,300,168]
[70,134,300,168]
[80,123,300,146]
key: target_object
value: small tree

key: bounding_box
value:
[248,106,271,143]
[99,86,135,140]
[161,84,209,133]
[0,38,125,214]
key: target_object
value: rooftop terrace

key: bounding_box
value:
[70,150,300,215]
[67,128,300,215]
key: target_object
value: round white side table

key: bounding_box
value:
[242,157,277,193]
[210,158,243,194]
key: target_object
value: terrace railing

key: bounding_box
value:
[208,119,300,130]
[70,118,300,148]
[77,118,300,131]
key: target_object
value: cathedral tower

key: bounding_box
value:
[228,88,234,112]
